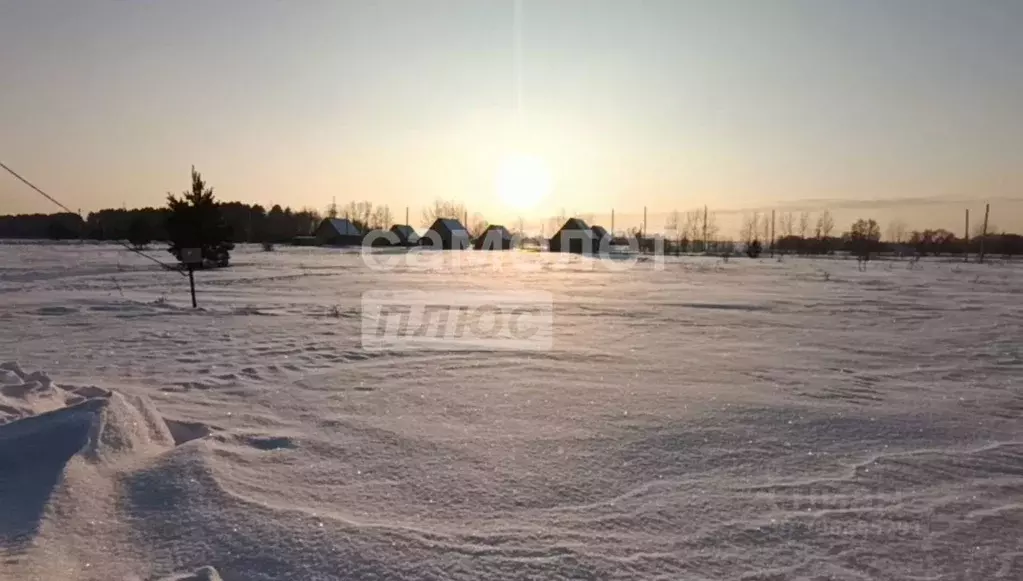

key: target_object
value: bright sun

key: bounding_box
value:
[495,152,552,211]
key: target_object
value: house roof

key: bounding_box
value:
[590,225,609,239]
[481,224,512,240]
[429,218,468,235]
[554,218,594,237]
[390,224,419,241]
[323,218,362,236]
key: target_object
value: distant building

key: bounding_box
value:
[421,218,470,250]
[549,218,596,254]
[362,228,394,247]
[474,224,513,250]
[390,224,420,246]
[315,218,363,247]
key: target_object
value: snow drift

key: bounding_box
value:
[0,362,219,580]
[1,246,1021,580]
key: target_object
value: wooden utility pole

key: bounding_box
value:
[611,209,615,235]
[643,206,647,238]
[770,210,776,258]
[405,206,409,226]
[181,248,202,308]
[188,265,197,308]
[965,209,970,263]
[702,205,708,253]
[979,203,990,263]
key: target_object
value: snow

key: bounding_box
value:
[1,243,1021,580]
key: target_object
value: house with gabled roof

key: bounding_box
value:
[420,218,470,250]
[315,218,363,246]
[549,218,597,254]
[474,224,514,250]
[390,224,419,246]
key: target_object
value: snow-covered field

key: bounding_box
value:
[1,243,1021,581]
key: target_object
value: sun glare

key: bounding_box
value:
[495,152,552,211]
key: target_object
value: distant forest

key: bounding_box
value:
[0,203,322,245]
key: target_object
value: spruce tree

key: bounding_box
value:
[166,166,234,268]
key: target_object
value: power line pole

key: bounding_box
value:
[964,208,970,263]
[405,206,409,226]
[979,203,990,263]
[702,205,708,253]
[611,208,615,236]
[770,210,776,258]
[643,206,647,238]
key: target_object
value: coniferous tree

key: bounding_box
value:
[746,239,762,258]
[127,216,152,248]
[166,166,234,267]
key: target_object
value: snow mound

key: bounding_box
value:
[0,361,68,420]
[0,363,210,465]
[0,363,221,580]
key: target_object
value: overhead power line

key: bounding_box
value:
[0,160,186,276]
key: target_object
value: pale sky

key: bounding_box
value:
[2,0,1021,234]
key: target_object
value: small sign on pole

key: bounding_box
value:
[181,248,202,308]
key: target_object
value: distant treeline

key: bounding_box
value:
[769,233,1023,257]
[0,203,322,244]
[2,205,1021,257]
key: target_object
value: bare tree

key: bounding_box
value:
[665,210,682,244]
[798,212,811,238]
[684,209,703,244]
[421,199,467,227]
[741,213,761,244]
[547,208,567,236]
[703,211,719,247]
[817,210,835,238]
[514,216,526,237]
[779,212,795,237]
[343,201,374,230]
[886,219,908,243]
[326,200,338,219]
[300,207,323,234]
[468,213,489,238]
[370,205,393,230]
